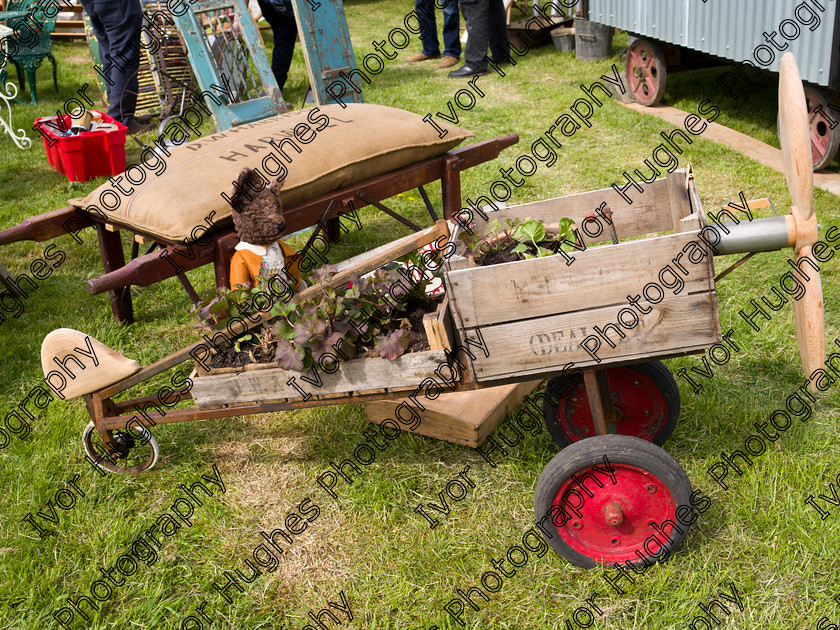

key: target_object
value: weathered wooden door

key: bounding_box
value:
[291,0,364,106]
[171,0,288,130]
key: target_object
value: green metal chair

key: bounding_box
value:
[2,0,58,105]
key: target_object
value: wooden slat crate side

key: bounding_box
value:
[441,297,459,356]
[684,176,718,295]
[667,170,694,231]
[191,349,449,408]
[683,176,720,300]
[447,229,715,328]
[444,255,471,272]
[679,213,702,234]
[686,175,705,224]
[441,294,477,382]
[423,297,453,351]
[469,177,673,245]
[460,292,721,381]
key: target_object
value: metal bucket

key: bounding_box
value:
[574,17,613,61]
[551,27,575,53]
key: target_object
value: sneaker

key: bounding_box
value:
[407,52,441,62]
[439,55,459,68]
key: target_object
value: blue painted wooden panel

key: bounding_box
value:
[172,0,288,130]
[291,0,364,106]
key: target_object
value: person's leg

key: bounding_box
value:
[440,0,461,58]
[79,0,115,107]
[415,0,441,57]
[257,0,297,90]
[87,0,142,122]
[271,15,297,91]
[487,0,510,62]
[459,0,488,71]
[256,0,281,80]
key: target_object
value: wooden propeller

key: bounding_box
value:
[778,52,825,390]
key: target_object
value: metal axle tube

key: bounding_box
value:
[711,215,794,256]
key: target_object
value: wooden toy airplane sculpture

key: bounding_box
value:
[39,53,826,570]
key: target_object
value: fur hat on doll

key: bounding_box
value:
[228,168,303,292]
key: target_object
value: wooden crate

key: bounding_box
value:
[444,170,722,383]
[364,380,540,447]
[190,299,457,408]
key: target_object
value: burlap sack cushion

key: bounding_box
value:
[73,104,473,242]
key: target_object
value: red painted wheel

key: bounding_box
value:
[543,361,680,448]
[804,85,840,170]
[534,435,693,568]
[625,38,667,106]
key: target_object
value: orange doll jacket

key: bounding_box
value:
[229,241,303,291]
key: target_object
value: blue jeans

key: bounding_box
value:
[415,0,461,58]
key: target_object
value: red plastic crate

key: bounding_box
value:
[33,111,127,182]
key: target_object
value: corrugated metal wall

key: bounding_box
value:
[588,0,839,87]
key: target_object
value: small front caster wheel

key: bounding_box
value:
[82,421,160,474]
[534,435,693,568]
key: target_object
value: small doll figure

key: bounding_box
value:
[228,168,303,292]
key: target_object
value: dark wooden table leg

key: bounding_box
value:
[441,155,462,220]
[96,225,134,324]
[325,217,342,244]
[0,262,26,298]
[214,231,239,291]
[582,368,618,436]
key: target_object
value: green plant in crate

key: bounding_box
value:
[195,255,439,371]
[458,217,577,262]
[512,218,576,259]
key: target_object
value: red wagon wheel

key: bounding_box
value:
[543,361,680,448]
[803,84,840,170]
[534,435,693,568]
[625,38,667,106]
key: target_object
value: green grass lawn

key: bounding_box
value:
[1,3,840,629]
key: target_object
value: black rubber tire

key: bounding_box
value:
[534,435,693,568]
[82,421,160,474]
[543,361,680,448]
[625,38,667,106]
